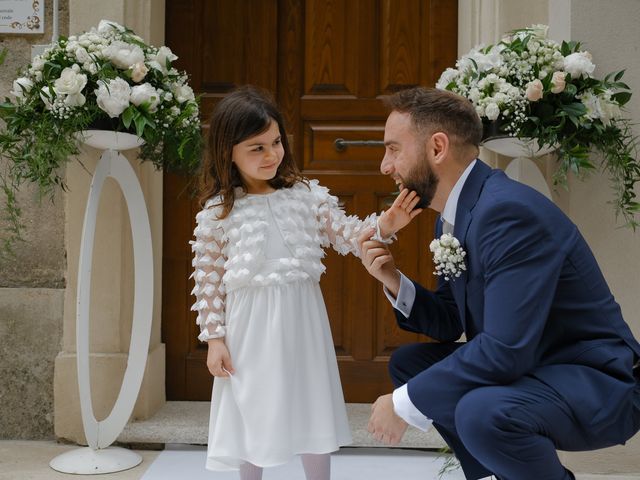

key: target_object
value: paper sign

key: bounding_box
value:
[0,0,44,34]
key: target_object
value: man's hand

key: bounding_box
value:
[207,338,235,377]
[368,393,409,446]
[378,188,422,238]
[358,229,401,297]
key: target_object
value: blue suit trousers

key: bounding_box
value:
[388,343,640,480]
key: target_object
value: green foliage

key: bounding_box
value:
[0,21,203,257]
[438,25,640,229]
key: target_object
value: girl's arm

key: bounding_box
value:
[190,208,227,342]
[315,183,420,257]
[191,208,235,377]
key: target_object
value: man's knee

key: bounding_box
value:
[455,388,518,449]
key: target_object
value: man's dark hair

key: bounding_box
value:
[383,87,483,147]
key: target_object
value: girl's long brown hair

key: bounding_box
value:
[199,85,305,218]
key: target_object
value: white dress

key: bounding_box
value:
[190,180,380,471]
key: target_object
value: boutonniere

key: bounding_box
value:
[429,233,467,281]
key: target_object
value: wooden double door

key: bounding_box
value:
[162,0,458,401]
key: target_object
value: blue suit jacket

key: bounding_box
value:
[398,160,640,446]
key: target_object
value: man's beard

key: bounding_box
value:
[402,151,439,209]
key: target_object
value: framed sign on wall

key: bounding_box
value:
[0,0,43,34]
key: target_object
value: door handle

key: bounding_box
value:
[334,138,384,152]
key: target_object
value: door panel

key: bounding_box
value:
[163,0,457,401]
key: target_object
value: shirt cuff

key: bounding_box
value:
[383,272,415,318]
[392,384,433,432]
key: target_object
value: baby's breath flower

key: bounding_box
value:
[429,234,467,281]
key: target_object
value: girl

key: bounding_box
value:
[191,86,421,480]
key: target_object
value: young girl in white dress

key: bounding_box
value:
[191,86,421,480]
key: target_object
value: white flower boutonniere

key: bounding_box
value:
[429,233,467,281]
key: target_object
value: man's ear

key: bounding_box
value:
[430,132,449,165]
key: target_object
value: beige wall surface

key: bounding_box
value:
[560,1,640,472]
[0,1,69,440]
[488,0,640,474]
[0,4,69,286]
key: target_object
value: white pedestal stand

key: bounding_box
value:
[50,131,153,474]
[482,136,555,200]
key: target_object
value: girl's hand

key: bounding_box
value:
[207,338,235,377]
[378,189,422,238]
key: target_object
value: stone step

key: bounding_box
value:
[119,402,446,449]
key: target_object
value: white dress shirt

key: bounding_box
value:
[384,160,476,431]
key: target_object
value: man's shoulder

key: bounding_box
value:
[479,170,555,213]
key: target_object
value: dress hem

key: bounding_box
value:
[205,439,353,471]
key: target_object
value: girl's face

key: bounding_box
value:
[232,120,284,193]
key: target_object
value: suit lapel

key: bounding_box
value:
[450,160,492,335]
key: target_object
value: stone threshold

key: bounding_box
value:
[118,402,446,449]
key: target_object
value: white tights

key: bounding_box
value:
[238,453,331,480]
[301,453,331,480]
[239,461,263,480]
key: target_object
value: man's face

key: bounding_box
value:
[381,111,439,209]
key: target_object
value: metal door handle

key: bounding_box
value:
[334,138,384,152]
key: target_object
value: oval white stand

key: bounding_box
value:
[504,157,553,200]
[50,133,153,474]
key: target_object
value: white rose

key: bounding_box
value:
[11,77,34,99]
[130,83,161,112]
[529,24,549,40]
[470,50,501,73]
[563,52,595,78]
[600,99,621,126]
[30,56,45,72]
[436,68,459,90]
[98,19,125,35]
[54,67,87,96]
[172,84,194,103]
[578,91,602,121]
[95,77,131,118]
[104,41,145,69]
[64,93,86,107]
[485,102,500,121]
[550,71,567,94]
[75,46,91,65]
[130,62,149,83]
[40,86,55,110]
[525,79,544,102]
[468,87,481,103]
[599,91,621,126]
[85,62,99,75]
[87,33,103,45]
[147,46,178,74]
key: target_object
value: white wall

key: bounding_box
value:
[559,1,640,473]
[461,0,640,473]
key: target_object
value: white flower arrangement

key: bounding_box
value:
[436,25,640,228]
[0,19,202,254]
[429,234,467,281]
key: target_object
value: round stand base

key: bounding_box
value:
[49,446,142,474]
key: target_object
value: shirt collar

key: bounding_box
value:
[441,159,476,227]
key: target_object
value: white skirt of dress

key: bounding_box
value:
[206,279,352,471]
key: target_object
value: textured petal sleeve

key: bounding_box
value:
[312,180,379,257]
[190,205,227,342]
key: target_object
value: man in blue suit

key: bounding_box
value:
[360,87,640,479]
